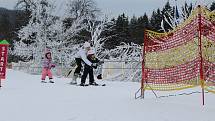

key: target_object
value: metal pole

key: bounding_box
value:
[198,5,205,106]
[141,29,147,98]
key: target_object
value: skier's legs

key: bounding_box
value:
[74,58,82,74]
[96,64,103,79]
[81,66,89,84]
[70,72,78,85]
[89,68,95,84]
[72,58,82,84]
[66,69,73,77]
[47,69,53,79]
[41,68,48,80]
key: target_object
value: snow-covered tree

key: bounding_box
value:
[181,2,194,21]
[65,0,100,19]
[51,0,101,65]
[13,0,102,66]
[15,0,35,12]
[86,17,115,58]
[161,1,194,32]
[103,42,142,82]
[85,15,142,82]
[13,0,57,63]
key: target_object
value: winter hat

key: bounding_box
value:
[83,42,91,48]
[87,48,95,55]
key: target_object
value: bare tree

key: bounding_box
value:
[15,0,36,12]
[65,0,100,19]
[86,17,115,58]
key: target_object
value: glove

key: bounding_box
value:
[51,64,55,68]
[91,63,97,69]
[92,63,97,66]
[98,61,104,65]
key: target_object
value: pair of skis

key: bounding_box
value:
[41,80,54,83]
[69,83,106,86]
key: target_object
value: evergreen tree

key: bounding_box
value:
[0,10,16,44]
[136,13,149,44]
[129,16,138,44]
[103,18,118,49]
[150,9,163,32]
[210,2,215,11]
[116,13,129,35]
[103,13,130,49]
[162,1,174,31]
[0,13,10,38]
[182,2,193,20]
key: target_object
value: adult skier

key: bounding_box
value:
[70,42,97,85]
[80,48,103,86]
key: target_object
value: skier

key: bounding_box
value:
[80,48,103,86]
[70,42,96,85]
[41,52,55,83]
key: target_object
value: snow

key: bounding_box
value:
[0,69,215,121]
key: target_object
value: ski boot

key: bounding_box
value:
[49,79,54,83]
[97,74,102,80]
[89,82,99,86]
[70,73,79,85]
[41,80,47,83]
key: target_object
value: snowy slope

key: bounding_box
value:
[0,69,215,121]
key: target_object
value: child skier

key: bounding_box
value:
[80,49,103,86]
[41,52,55,83]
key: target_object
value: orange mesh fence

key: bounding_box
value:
[142,6,215,92]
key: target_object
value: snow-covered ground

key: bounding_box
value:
[0,69,215,121]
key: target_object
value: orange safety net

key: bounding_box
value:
[142,6,215,92]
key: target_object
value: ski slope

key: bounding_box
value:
[0,69,215,121]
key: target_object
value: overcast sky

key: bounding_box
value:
[0,0,214,18]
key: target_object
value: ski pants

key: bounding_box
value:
[74,58,82,74]
[41,68,53,80]
[81,65,94,84]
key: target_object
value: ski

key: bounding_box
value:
[41,81,55,84]
[100,84,106,86]
[68,83,88,86]
[89,84,106,86]
[68,82,105,86]
[77,84,89,86]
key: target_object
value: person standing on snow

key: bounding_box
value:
[70,42,97,85]
[41,52,55,83]
[80,48,102,86]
